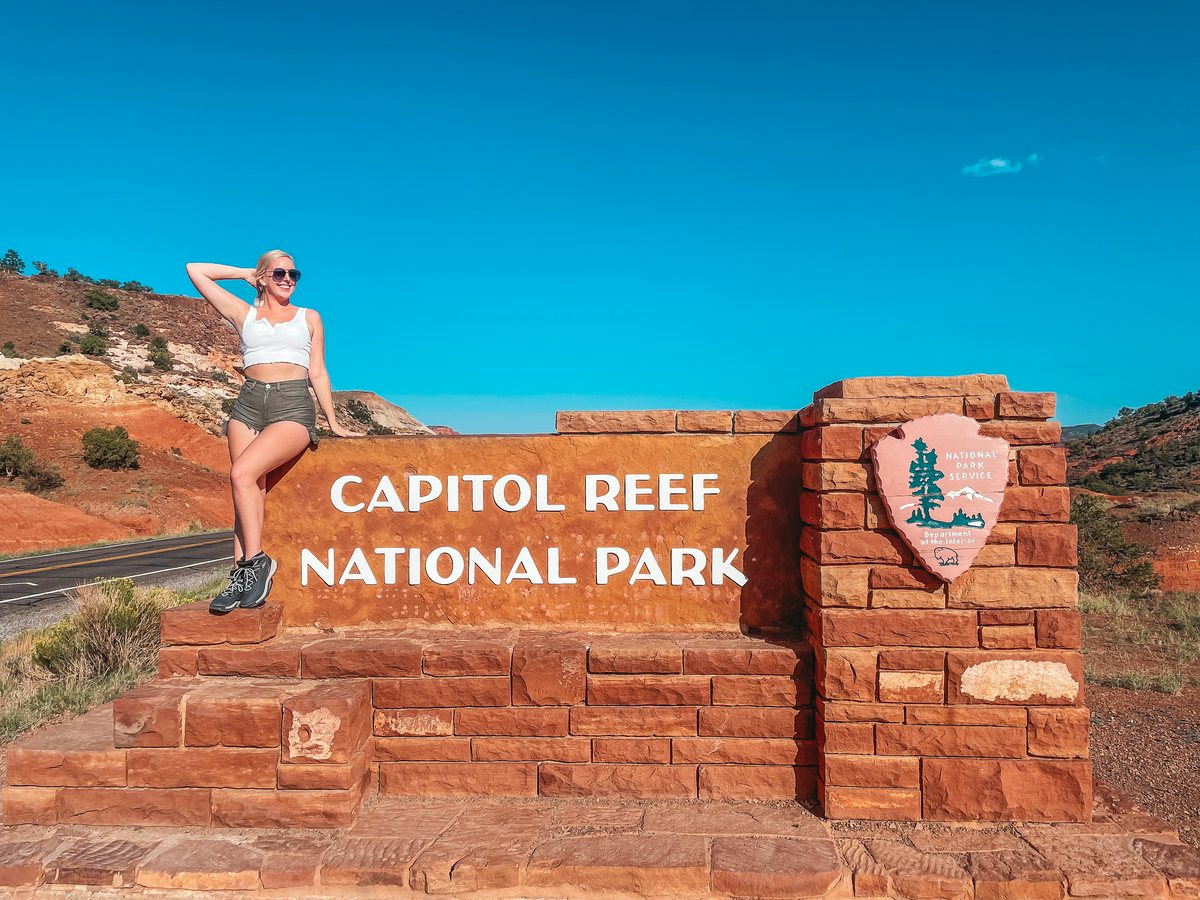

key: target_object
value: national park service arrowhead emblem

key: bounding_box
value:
[871,414,1010,581]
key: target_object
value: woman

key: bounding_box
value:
[186,251,362,613]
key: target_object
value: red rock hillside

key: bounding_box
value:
[0,269,436,554]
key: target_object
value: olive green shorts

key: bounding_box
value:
[227,378,319,448]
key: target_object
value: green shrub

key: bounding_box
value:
[96,279,120,289]
[78,333,106,356]
[64,268,92,283]
[346,398,374,425]
[210,370,229,384]
[0,249,24,275]
[148,346,172,371]
[22,463,64,493]
[1,341,19,358]
[121,280,153,293]
[148,335,167,351]
[133,323,150,338]
[1073,493,1161,596]
[221,397,236,415]
[32,261,56,277]
[114,366,140,385]
[81,426,140,470]
[84,288,119,312]
[0,435,35,478]
[57,340,73,355]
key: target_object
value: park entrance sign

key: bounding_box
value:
[871,414,1009,581]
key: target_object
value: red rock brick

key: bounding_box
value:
[824,786,922,820]
[823,754,919,788]
[672,737,814,765]
[455,707,569,736]
[570,706,697,736]
[473,737,592,762]
[698,706,813,738]
[683,642,810,676]
[923,758,1092,821]
[319,836,424,888]
[800,424,864,460]
[301,637,422,677]
[734,410,799,433]
[7,709,126,787]
[877,671,944,703]
[1000,486,1071,522]
[980,610,1035,625]
[982,624,1037,649]
[372,737,471,761]
[712,674,808,706]
[588,642,683,673]
[864,493,889,529]
[876,723,1026,757]
[948,567,1078,609]
[556,410,675,433]
[1028,707,1090,758]
[869,566,942,590]
[818,648,877,701]
[965,394,998,419]
[512,637,586,704]
[157,646,197,676]
[710,836,841,898]
[1036,609,1082,649]
[196,643,301,677]
[1019,524,1078,567]
[2,787,57,825]
[800,529,908,565]
[980,421,1062,446]
[801,396,966,425]
[540,763,697,798]
[870,587,946,608]
[282,681,371,765]
[184,686,287,747]
[877,649,945,670]
[259,851,320,890]
[126,748,278,788]
[947,650,1084,705]
[380,761,536,797]
[587,675,711,705]
[700,764,816,800]
[411,804,548,893]
[862,839,973,895]
[800,490,865,528]
[815,375,1009,399]
[998,391,1056,419]
[676,410,732,432]
[975,543,1018,566]
[212,782,365,827]
[373,676,509,708]
[819,721,874,754]
[903,705,1027,726]
[820,609,977,647]
[136,839,262,891]
[817,701,904,723]
[423,639,512,675]
[278,754,369,789]
[112,680,191,748]
[44,837,153,887]
[159,600,282,646]
[969,849,1067,900]
[801,559,869,607]
[592,737,671,763]
[374,708,454,736]
[56,787,212,825]
[802,462,872,493]
[527,833,708,895]
[1018,446,1067,485]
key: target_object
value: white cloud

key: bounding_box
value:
[961,157,1023,177]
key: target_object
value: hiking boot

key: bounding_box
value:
[237,550,277,609]
[209,559,251,614]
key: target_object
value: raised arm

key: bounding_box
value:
[185,262,255,329]
[306,309,363,438]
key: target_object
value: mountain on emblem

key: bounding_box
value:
[870,414,1010,582]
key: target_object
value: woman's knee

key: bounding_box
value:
[230,458,263,491]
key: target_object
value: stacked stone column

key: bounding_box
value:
[800,376,1090,822]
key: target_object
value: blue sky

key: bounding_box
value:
[2,2,1196,432]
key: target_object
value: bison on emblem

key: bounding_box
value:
[933,547,959,567]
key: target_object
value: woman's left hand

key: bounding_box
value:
[330,422,366,438]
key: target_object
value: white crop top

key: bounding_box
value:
[240,305,312,368]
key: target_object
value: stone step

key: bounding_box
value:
[5,679,373,828]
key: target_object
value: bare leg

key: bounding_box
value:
[229,421,312,559]
[226,419,266,562]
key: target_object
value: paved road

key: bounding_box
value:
[0,532,235,609]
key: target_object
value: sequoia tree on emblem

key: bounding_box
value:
[871,414,1010,581]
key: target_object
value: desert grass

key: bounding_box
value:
[0,575,223,744]
[1082,589,1200,692]
[1085,668,1184,694]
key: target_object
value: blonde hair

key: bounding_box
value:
[252,249,295,305]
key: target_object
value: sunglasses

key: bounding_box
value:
[269,268,302,283]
